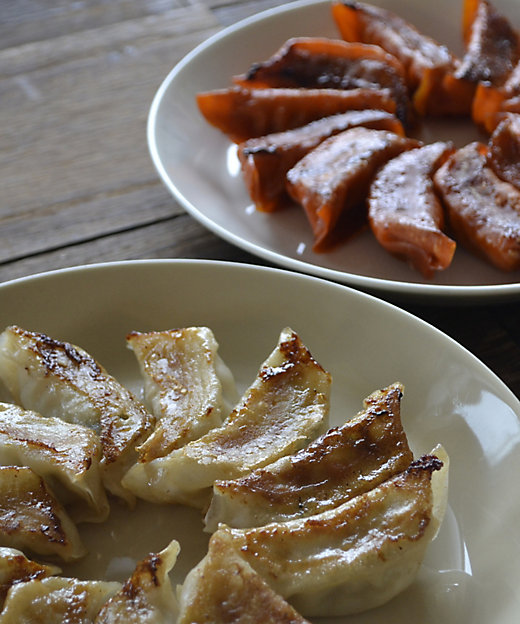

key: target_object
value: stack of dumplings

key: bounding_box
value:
[0,323,449,622]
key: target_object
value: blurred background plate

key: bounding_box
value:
[148,0,520,301]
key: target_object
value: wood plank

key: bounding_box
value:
[0,6,219,261]
[0,0,192,50]
[0,183,181,264]
[0,6,217,78]
[209,0,289,26]
[0,214,263,284]
[1,213,518,398]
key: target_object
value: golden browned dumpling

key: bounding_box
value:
[0,402,109,523]
[0,325,155,505]
[122,328,331,509]
[218,447,449,617]
[127,327,238,461]
[205,382,413,531]
[94,540,180,624]
[0,576,121,623]
[0,547,60,611]
[178,530,310,624]
[0,466,87,562]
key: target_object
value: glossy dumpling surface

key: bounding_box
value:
[95,540,179,623]
[0,547,60,610]
[238,109,404,213]
[0,576,121,624]
[127,327,238,461]
[286,127,420,250]
[0,402,108,523]
[220,448,449,617]
[433,142,520,271]
[0,325,155,504]
[0,466,87,562]
[122,328,331,509]
[205,382,413,530]
[178,529,310,624]
[368,141,456,277]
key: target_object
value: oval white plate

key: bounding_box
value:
[148,0,520,301]
[0,259,519,622]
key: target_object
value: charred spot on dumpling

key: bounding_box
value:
[238,109,404,213]
[0,547,60,610]
[331,1,455,92]
[0,466,87,562]
[97,540,179,620]
[11,327,104,382]
[204,383,414,532]
[486,113,520,188]
[455,0,520,85]
[234,37,411,125]
[122,328,331,509]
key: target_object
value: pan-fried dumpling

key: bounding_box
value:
[94,540,180,623]
[0,576,121,624]
[0,547,60,610]
[218,447,449,617]
[178,529,311,624]
[205,382,412,531]
[0,466,87,562]
[0,325,155,505]
[127,327,238,461]
[0,402,109,523]
[122,328,331,509]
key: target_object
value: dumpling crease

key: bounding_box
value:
[122,328,331,509]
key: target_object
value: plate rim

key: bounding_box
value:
[147,0,520,303]
[2,257,520,622]
[1,257,518,409]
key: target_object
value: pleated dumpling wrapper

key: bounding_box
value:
[0,465,87,562]
[0,325,155,505]
[218,446,449,617]
[205,382,413,531]
[122,328,331,509]
[0,576,121,624]
[127,326,239,461]
[433,141,520,272]
[178,529,310,624]
[94,540,180,624]
[0,547,61,611]
[0,402,109,523]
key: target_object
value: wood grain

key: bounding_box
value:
[0,0,518,398]
[0,2,218,263]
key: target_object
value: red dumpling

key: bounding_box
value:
[286,127,420,250]
[434,142,520,272]
[368,141,456,278]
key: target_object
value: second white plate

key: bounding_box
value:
[148,0,520,301]
[0,260,519,623]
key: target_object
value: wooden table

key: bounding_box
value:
[0,0,518,398]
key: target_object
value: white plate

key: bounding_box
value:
[0,259,519,623]
[148,0,520,302]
